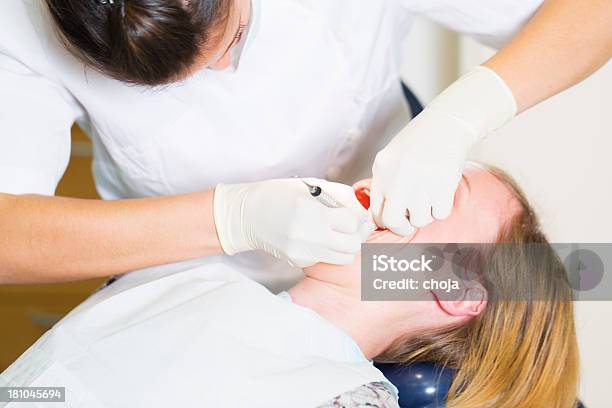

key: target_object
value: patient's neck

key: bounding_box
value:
[289,277,417,359]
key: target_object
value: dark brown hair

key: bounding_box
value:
[45,0,232,85]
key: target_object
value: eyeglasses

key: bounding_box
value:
[204,0,253,71]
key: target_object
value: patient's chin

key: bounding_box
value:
[366,229,408,244]
[303,229,410,288]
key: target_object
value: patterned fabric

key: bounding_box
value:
[317,381,399,408]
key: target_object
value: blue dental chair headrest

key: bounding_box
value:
[375,362,453,408]
[375,362,586,408]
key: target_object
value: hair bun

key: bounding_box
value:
[46,0,231,85]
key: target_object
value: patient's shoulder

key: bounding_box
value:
[317,381,399,408]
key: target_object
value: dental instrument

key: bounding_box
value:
[300,179,344,208]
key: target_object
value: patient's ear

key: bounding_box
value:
[435,281,487,317]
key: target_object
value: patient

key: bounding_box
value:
[294,164,579,407]
[0,165,578,408]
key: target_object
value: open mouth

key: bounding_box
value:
[355,186,371,210]
[356,186,387,240]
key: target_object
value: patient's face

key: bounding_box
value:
[304,166,523,290]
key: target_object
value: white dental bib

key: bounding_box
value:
[0,259,394,408]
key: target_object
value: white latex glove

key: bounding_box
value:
[214,178,375,267]
[371,66,517,236]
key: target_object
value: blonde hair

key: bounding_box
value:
[376,166,579,408]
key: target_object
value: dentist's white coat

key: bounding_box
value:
[0,0,542,286]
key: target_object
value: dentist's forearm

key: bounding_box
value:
[0,190,222,284]
[484,0,612,113]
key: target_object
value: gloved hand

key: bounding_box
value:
[370,66,517,236]
[214,178,375,267]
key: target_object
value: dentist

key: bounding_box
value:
[0,0,610,284]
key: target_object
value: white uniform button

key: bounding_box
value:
[325,166,342,181]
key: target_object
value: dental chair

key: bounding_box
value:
[379,84,586,408]
[375,361,586,408]
[375,362,452,408]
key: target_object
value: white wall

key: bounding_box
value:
[401,19,459,104]
[401,19,612,408]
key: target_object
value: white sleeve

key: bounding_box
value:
[0,52,83,195]
[402,0,544,49]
